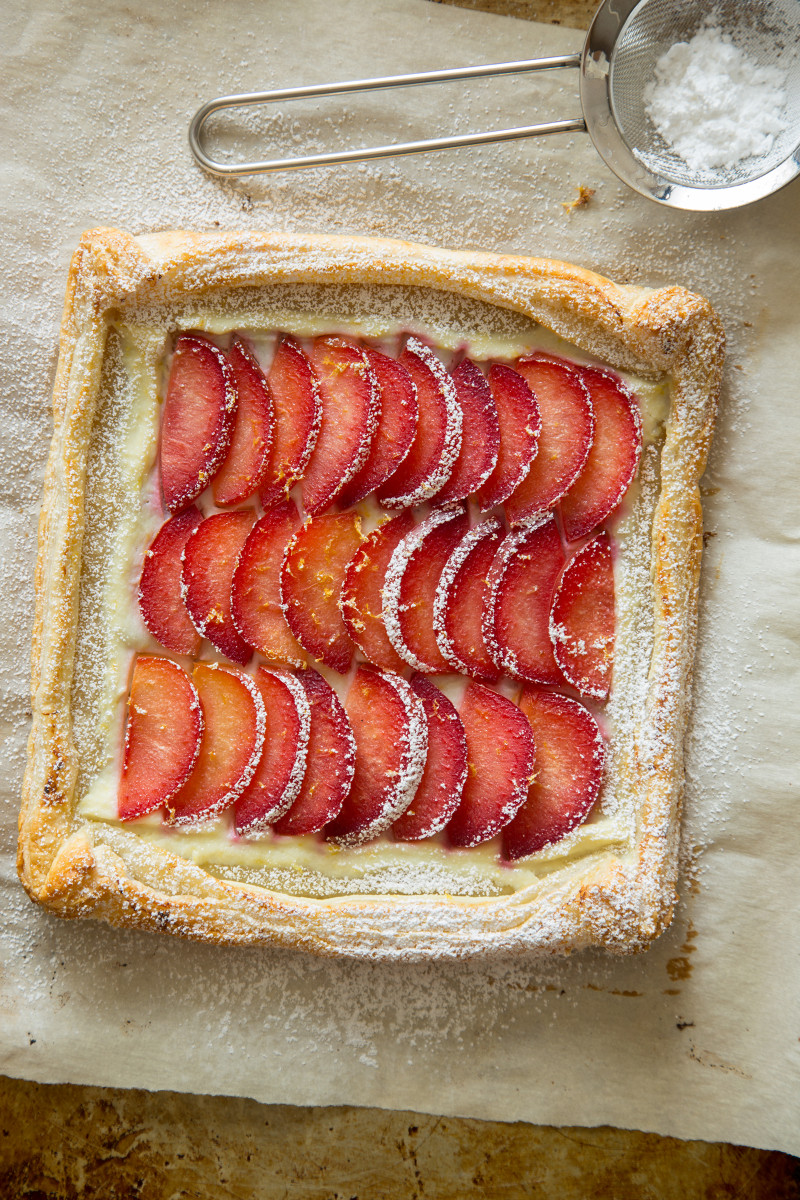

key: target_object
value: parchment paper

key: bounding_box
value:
[2,0,799,1156]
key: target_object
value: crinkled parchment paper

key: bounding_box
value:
[2,0,799,1156]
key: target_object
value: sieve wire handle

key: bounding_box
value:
[189,55,585,177]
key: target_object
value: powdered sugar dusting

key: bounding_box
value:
[273,670,312,816]
[408,339,464,502]
[349,352,381,481]
[378,673,429,831]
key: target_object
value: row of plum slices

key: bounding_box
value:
[120,658,605,860]
[119,328,643,859]
[158,331,641,534]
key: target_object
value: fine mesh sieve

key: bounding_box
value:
[598,0,800,193]
[189,0,800,211]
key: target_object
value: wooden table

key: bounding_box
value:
[1,1076,798,1197]
[2,2,798,1195]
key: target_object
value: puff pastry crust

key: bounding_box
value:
[19,228,723,959]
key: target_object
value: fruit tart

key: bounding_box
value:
[19,229,723,959]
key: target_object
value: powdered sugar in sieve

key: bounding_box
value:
[643,19,788,173]
[607,0,800,192]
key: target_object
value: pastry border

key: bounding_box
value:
[19,227,724,960]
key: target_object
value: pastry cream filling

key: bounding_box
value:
[72,283,668,899]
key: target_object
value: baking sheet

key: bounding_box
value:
[2,0,799,1156]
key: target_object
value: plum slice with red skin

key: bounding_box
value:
[383,505,469,673]
[118,656,203,822]
[212,337,274,507]
[392,675,467,841]
[445,682,535,848]
[559,367,643,542]
[231,501,306,668]
[376,338,462,508]
[259,336,322,509]
[483,514,566,685]
[272,669,356,836]
[326,666,427,846]
[433,517,504,682]
[435,358,499,505]
[234,668,311,835]
[280,510,364,674]
[340,510,415,674]
[504,357,594,524]
[303,337,380,515]
[477,364,540,510]
[181,510,256,665]
[337,347,418,506]
[138,507,203,655]
[160,334,237,513]
[502,688,605,859]
[550,532,615,700]
[166,663,266,827]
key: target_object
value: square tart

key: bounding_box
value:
[19,228,723,959]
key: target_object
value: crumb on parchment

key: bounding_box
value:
[563,186,595,213]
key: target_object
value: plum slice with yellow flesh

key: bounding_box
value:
[445,682,535,848]
[234,668,311,835]
[160,334,237,513]
[280,510,364,674]
[392,675,467,841]
[340,509,415,674]
[166,663,266,826]
[326,666,427,846]
[504,356,594,524]
[118,656,203,822]
[231,501,306,667]
[550,532,615,700]
[272,669,356,836]
[502,688,605,859]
